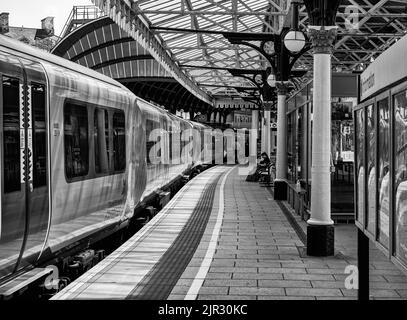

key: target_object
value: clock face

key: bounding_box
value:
[263,41,275,55]
[254,74,263,84]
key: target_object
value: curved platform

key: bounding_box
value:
[52,166,234,300]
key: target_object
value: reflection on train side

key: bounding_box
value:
[395,90,407,263]
[396,179,407,261]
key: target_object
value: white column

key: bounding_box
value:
[250,110,259,161]
[275,90,287,180]
[308,26,337,226]
[215,112,220,123]
[308,53,333,225]
[261,112,266,153]
[210,112,215,122]
[264,110,271,156]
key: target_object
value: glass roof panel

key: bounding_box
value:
[131,0,407,98]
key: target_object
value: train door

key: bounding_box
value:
[18,58,49,270]
[0,52,49,279]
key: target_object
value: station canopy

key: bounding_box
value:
[53,0,407,110]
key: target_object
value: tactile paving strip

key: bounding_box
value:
[126,173,222,300]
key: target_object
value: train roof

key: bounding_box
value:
[360,33,407,101]
[0,34,124,89]
[0,35,211,129]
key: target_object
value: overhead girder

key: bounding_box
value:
[52,15,213,113]
[90,0,213,105]
[54,0,407,101]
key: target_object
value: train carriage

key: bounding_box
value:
[0,34,213,283]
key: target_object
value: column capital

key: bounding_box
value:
[307,26,337,55]
[276,83,288,95]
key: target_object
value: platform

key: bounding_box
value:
[52,166,407,300]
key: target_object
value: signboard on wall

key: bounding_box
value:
[233,111,252,129]
[360,34,407,101]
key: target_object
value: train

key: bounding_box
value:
[0,34,218,285]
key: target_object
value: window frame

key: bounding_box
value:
[63,99,126,183]
[31,81,48,189]
[390,83,407,262]
[112,110,126,173]
[365,102,377,236]
[63,99,90,182]
[94,107,111,176]
[2,75,22,193]
[354,99,372,234]
[374,91,391,251]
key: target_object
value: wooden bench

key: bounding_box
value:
[259,164,274,187]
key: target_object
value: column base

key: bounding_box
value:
[273,180,287,200]
[306,224,335,257]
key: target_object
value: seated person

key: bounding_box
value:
[256,152,271,174]
[246,152,271,182]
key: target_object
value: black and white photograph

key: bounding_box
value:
[0,0,406,316]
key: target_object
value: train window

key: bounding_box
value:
[162,119,169,165]
[169,124,173,162]
[394,90,407,264]
[171,123,181,164]
[64,102,89,180]
[377,98,389,248]
[32,84,47,188]
[146,119,159,165]
[2,76,20,193]
[94,108,110,174]
[366,104,376,233]
[113,111,126,171]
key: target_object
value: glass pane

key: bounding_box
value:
[294,109,301,182]
[355,108,365,225]
[113,111,126,171]
[94,108,109,174]
[32,84,47,188]
[169,123,173,162]
[0,76,25,280]
[331,101,355,214]
[395,90,407,264]
[307,103,312,205]
[3,76,20,193]
[298,106,306,182]
[146,119,154,165]
[366,104,376,233]
[287,113,294,182]
[22,83,49,270]
[377,98,390,248]
[64,103,89,179]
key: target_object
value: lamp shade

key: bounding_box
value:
[284,30,306,53]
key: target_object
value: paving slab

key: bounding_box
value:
[181,167,407,301]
